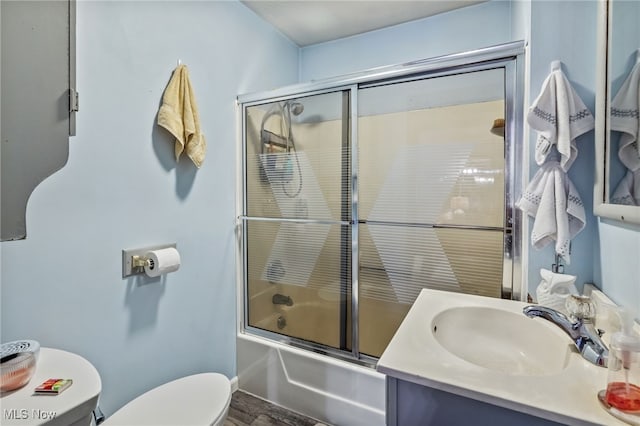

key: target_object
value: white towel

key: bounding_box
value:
[516,161,586,264]
[611,62,640,172]
[611,169,640,206]
[527,69,595,172]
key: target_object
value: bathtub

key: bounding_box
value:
[237,332,386,426]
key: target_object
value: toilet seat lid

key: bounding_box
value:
[104,373,231,426]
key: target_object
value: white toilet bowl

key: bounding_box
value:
[102,373,231,426]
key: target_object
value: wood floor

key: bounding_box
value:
[224,390,330,426]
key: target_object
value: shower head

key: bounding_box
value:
[286,101,304,116]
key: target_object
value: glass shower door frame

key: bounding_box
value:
[239,86,359,363]
[238,41,526,365]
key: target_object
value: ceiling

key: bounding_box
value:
[241,1,487,47]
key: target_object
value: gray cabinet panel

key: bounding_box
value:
[387,377,564,426]
[1,0,73,240]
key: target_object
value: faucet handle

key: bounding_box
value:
[566,294,597,322]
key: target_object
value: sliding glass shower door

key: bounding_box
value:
[357,69,507,357]
[243,91,352,352]
[240,45,523,363]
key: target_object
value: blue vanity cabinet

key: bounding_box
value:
[386,377,565,426]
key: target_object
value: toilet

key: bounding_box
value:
[0,347,229,426]
[102,373,231,426]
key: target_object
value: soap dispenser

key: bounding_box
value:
[605,308,640,412]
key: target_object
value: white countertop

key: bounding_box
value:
[377,289,627,426]
[1,347,102,426]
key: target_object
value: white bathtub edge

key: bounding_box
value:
[236,333,386,426]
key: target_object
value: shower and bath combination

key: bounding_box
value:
[258,101,304,197]
[240,42,525,371]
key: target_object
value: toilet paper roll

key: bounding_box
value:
[144,247,181,277]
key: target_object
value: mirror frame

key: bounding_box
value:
[594,0,640,223]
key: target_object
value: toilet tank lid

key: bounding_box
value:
[103,373,231,426]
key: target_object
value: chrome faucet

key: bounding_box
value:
[523,305,608,367]
[272,294,293,306]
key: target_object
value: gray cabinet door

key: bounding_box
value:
[1,0,75,240]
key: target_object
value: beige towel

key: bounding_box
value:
[157,65,206,168]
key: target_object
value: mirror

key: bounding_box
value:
[594,0,640,223]
[0,0,76,240]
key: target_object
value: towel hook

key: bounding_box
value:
[177,59,182,66]
[550,60,562,72]
[636,49,640,65]
[552,242,571,273]
[552,252,564,274]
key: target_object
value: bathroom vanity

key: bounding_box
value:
[377,289,626,426]
[1,348,101,426]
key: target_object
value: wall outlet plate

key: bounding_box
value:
[122,243,176,278]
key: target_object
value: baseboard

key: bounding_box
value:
[230,376,239,393]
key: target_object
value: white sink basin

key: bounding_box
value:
[432,306,572,375]
[377,289,619,425]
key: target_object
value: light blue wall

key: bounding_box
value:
[596,220,640,313]
[0,0,298,417]
[299,1,513,81]
[2,0,639,420]
[526,0,598,295]
[526,0,640,312]
[299,0,605,300]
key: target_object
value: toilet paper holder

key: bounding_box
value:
[131,255,152,269]
[122,243,177,278]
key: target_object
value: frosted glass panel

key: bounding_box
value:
[359,225,504,357]
[360,224,504,302]
[245,220,350,350]
[244,90,351,351]
[358,70,505,227]
[357,69,508,358]
[245,92,349,221]
[242,64,517,362]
